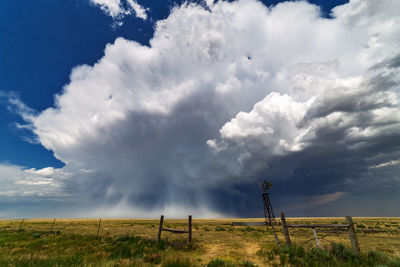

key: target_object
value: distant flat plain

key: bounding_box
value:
[1,217,399,266]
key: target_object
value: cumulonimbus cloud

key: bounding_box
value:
[3,0,400,217]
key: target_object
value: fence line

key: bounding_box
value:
[18,219,24,231]
[280,212,360,256]
[157,215,192,243]
[96,218,102,238]
[1,215,373,255]
[50,218,56,232]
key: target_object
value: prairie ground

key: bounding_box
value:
[0,217,399,266]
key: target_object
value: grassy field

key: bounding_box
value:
[1,217,400,266]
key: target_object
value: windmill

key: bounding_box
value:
[261,181,281,248]
[261,181,277,226]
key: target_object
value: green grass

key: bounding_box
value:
[257,243,400,267]
[207,258,236,267]
[0,230,179,266]
[161,258,192,267]
[1,217,400,266]
[2,229,400,266]
[356,223,366,229]
[207,259,256,267]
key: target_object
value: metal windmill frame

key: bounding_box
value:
[261,181,281,249]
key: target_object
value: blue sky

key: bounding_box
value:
[0,0,348,168]
[0,0,399,219]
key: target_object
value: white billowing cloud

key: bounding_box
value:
[91,0,126,18]
[0,164,71,199]
[210,64,400,177]
[213,93,313,155]
[90,0,148,20]
[10,0,400,216]
[127,0,147,20]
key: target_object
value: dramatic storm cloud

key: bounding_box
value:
[2,0,400,218]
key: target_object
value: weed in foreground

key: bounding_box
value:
[356,223,366,229]
[0,230,169,266]
[207,258,256,267]
[207,258,236,267]
[258,242,400,267]
[162,257,192,267]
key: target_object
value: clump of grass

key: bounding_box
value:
[32,232,42,238]
[366,250,389,264]
[257,246,275,262]
[162,257,192,267]
[215,226,226,231]
[166,238,198,251]
[144,253,162,264]
[388,258,400,267]
[109,234,167,260]
[0,230,171,266]
[240,260,257,267]
[207,258,255,267]
[258,243,400,267]
[10,255,85,266]
[389,230,400,235]
[331,242,359,263]
[357,223,366,228]
[207,258,235,267]
[241,226,255,232]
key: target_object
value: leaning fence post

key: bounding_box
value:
[280,212,291,246]
[188,215,192,243]
[96,218,102,238]
[157,215,164,242]
[50,218,56,233]
[311,227,320,247]
[345,216,360,256]
[18,219,24,231]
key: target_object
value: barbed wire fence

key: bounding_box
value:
[280,212,360,256]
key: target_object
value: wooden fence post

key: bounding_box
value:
[188,215,192,243]
[157,215,164,242]
[50,218,56,233]
[18,219,24,231]
[311,228,320,247]
[345,216,360,256]
[96,218,102,238]
[280,212,291,246]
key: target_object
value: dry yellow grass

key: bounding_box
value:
[1,217,399,266]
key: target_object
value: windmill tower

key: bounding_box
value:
[261,181,281,248]
[261,181,277,226]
